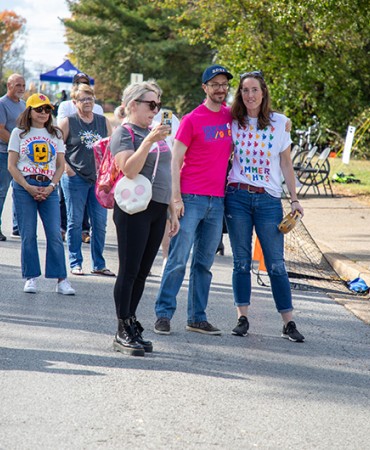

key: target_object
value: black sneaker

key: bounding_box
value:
[232,315,249,336]
[154,317,171,335]
[0,229,6,241]
[12,229,20,237]
[186,321,221,335]
[282,321,305,342]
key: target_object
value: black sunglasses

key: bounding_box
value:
[240,70,264,79]
[135,99,162,111]
[33,105,53,114]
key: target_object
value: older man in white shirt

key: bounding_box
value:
[57,73,104,124]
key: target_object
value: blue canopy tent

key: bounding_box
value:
[39,59,95,84]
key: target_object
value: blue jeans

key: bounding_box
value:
[12,179,67,279]
[224,186,293,313]
[60,173,107,270]
[155,194,224,324]
[0,152,12,228]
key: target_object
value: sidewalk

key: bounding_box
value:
[298,192,370,324]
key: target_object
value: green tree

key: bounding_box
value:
[63,0,214,114]
[157,0,370,142]
[0,10,26,81]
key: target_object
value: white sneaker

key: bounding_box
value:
[24,278,37,294]
[56,279,75,295]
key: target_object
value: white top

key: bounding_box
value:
[57,100,104,124]
[228,112,292,197]
[8,127,65,180]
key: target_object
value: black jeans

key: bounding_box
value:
[113,200,168,320]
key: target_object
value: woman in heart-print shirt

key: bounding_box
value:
[225,71,305,343]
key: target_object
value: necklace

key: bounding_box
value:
[78,112,94,125]
[77,114,95,131]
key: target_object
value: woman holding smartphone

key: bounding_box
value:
[110,82,179,356]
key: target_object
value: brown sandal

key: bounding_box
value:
[91,268,116,277]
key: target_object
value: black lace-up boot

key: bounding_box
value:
[131,316,153,353]
[113,319,145,356]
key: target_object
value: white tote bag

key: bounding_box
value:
[114,147,160,215]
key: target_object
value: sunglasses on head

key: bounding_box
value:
[32,105,52,114]
[135,99,162,111]
[240,70,264,79]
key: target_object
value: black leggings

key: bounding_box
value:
[113,200,168,320]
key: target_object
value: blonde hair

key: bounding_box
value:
[114,105,125,121]
[121,82,157,117]
[71,83,95,100]
[146,79,163,97]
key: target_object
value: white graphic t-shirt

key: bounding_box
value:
[8,127,65,180]
[228,112,292,197]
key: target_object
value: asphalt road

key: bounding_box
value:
[0,197,369,449]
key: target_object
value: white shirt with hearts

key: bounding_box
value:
[227,112,292,198]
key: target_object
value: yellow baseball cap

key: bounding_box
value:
[26,93,54,109]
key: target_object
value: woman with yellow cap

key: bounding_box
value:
[8,93,75,295]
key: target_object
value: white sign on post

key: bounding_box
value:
[130,73,143,84]
[342,125,356,164]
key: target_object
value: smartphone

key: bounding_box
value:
[161,110,172,135]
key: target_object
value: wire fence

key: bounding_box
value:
[254,199,369,299]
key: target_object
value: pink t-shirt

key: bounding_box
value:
[176,103,232,197]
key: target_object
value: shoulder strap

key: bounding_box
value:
[122,123,135,141]
[122,124,160,184]
[151,147,160,183]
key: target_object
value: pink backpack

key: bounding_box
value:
[93,124,134,209]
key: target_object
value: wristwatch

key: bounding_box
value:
[49,182,57,190]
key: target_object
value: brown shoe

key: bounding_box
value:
[82,231,90,243]
[186,321,221,335]
[91,268,116,277]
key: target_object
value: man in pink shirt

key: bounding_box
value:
[154,65,233,336]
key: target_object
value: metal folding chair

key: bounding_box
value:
[295,147,334,197]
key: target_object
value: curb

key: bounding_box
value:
[319,244,370,325]
[321,245,370,286]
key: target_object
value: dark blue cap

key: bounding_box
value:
[72,72,90,84]
[202,65,233,84]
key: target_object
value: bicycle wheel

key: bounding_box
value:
[292,150,312,185]
[292,149,309,168]
[292,148,319,185]
[290,144,302,161]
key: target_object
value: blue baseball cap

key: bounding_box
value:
[73,72,90,84]
[202,64,233,84]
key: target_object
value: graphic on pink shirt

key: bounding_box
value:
[203,123,231,142]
